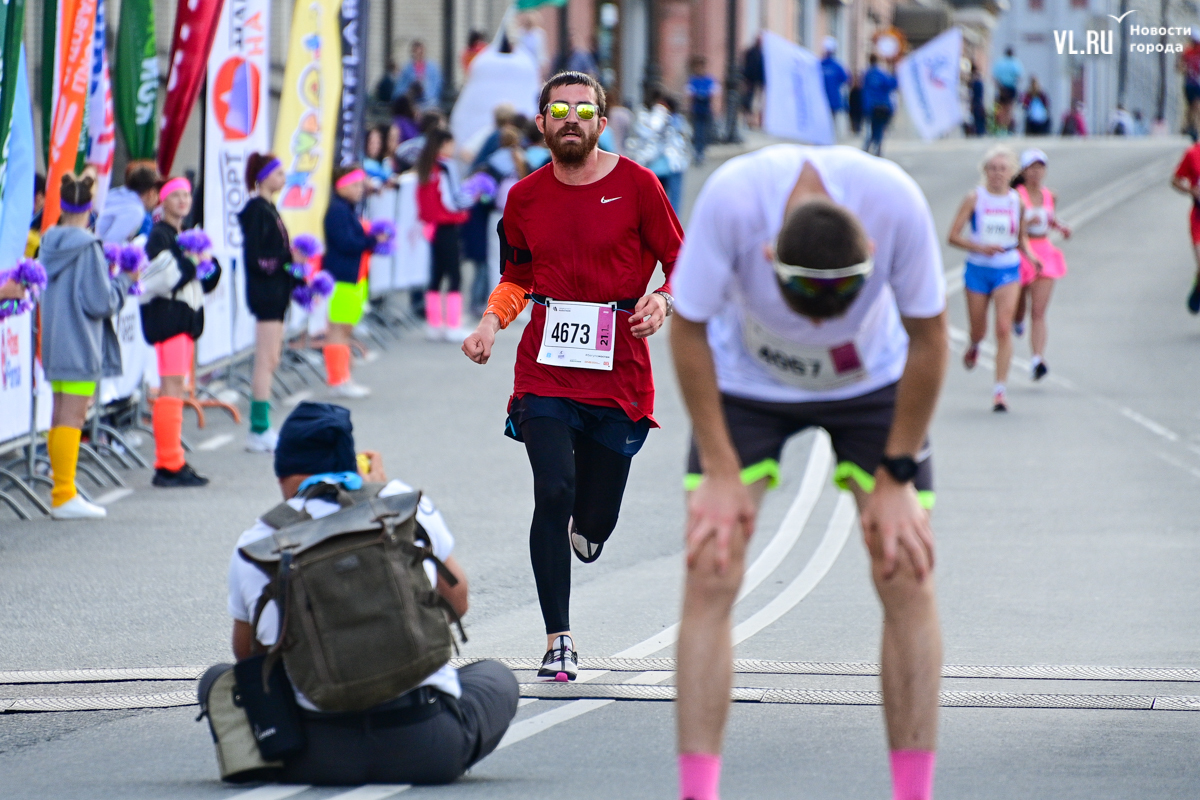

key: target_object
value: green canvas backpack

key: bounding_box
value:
[240,482,466,713]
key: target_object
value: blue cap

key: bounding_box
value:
[274,402,357,478]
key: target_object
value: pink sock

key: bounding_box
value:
[890,750,936,800]
[425,291,442,327]
[445,291,463,329]
[679,753,721,800]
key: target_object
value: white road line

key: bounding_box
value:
[325,785,411,799]
[196,433,234,451]
[1119,408,1179,442]
[498,492,857,752]
[226,786,311,800]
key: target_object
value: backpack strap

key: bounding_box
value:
[260,501,310,531]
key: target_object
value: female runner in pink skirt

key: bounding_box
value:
[1012,149,1071,380]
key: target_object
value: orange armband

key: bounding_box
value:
[484,282,529,329]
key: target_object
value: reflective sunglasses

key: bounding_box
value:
[773,258,874,298]
[545,101,598,121]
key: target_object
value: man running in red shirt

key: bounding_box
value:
[1171,141,1200,313]
[463,71,682,679]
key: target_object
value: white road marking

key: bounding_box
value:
[226,786,311,800]
[326,785,410,799]
[196,433,234,451]
[92,488,132,506]
[1119,408,1179,442]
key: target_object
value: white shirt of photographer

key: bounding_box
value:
[227,479,461,710]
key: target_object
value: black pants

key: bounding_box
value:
[521,416,633,634]
[429,223,462,292]
[280,660,519,785]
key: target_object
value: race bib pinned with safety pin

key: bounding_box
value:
[537,300,616,371]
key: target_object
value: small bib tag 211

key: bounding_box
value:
[537,300,616,371]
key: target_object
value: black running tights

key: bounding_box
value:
[521,416,633,635]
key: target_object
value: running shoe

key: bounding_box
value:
[330,380,371,399]
[537,635,578,682]
[569,517,603,563]
[1189,282,1200,314]
[1032,361,1049,381]
[1013,321,1025,337]
[152,463,210,487]
[50,495,107,520]
[245,429,279,453]
[963,343,979,371]
[992,390,1008,413]
[425,325,446,342]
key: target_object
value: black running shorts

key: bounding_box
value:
[685,382,934,508]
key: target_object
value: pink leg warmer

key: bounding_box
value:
[425,291,442,327]
[679,753,721,800]
[445,291,463,329]
[891,750,936,800]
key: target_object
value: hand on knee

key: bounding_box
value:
[685,537,745,608]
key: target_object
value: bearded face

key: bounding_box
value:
[545,119,600,166]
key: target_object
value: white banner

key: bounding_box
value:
[197,266,235,366]
[100,299,152,403]
[0,311,34,442]
[231,257,257,353]
[367,187,398,295]
[394,173,430,290]
[897,27,963,142]
[761,31,834,146]
[85,0,115,212]
[204,0,272,260]
[449,48,539,159]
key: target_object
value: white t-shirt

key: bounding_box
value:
[227,479,461,710]
[672,145,946,404]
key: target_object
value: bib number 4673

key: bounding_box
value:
[548,321,591,346]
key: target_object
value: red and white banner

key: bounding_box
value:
[158,0,225,175]
[85,0,115,211]
[42,0,97,231]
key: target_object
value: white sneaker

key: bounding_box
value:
[330,381,371,399]
[355,349,380,364]
[425,325,446,342]
[245,429,279,453]
[50,495,107,520]
[445,327,472,342]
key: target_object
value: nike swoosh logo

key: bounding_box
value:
[600,196,622,204]
[625,435,639,445]
[1108,10,1134,21]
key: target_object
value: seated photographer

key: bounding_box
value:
[226,402,519,785]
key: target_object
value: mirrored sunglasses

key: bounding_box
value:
[546,102,598,121]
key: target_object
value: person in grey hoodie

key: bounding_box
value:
[95,161,162,243]
[39,173,137,520]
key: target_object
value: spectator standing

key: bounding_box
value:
[686,56,721,165]
[1022,76,1051,135]
[626,95,691,211]
[742,35,765,127]
[393,96,420,143]
[603,100,634,155]
[396,40,442,110]
[969,64,987,136]
[1060,101,1087,137]
[847,72,864,135]
[96,162,162,243]
[462,31,487,74]
[565,35,599,77]
[1179,31,1200,141]
[471,104,518,171]
[525,121,552,169]
[993,47,1024,133]
[28,174,46,256]
[375,60,400,104]
[416,129,473,341]
[861,55,898,156]
[820,37,849,135]
[364,125,397,186]
[1109,104,1134,135]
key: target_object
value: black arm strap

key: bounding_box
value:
[496,217,531,276]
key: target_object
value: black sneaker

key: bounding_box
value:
[1189,282,1200,314]
[569,517,603,563]
[537,635,578,682]
[992,390,1008,413]
[152,463,210,487]
[1032,361,1049,381]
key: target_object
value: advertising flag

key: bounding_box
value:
[0,47,35,273]
[0,0,28,200]
[204,0,271,258]
[761,31,834,146]
[85,0,115,210]
[273,0,343,241]
[114,0,158,160]
[43,0,97,231]
[335,0,368,166]
[897,27,963,141]
[41,0,58,158]
[158,0,225,175]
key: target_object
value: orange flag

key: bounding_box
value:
[42,0,96,231]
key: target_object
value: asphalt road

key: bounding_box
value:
[2,134,1199,799]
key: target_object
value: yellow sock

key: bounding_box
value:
[49,426,82,507]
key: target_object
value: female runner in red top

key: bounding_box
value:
[463,72,682,679]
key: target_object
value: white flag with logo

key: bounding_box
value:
[204,0,272,260]
[897,27,963,141]
[761,31,834,146]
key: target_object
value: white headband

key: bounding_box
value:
[774,257,874,281]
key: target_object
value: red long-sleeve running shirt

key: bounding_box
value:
[500,156,683,423]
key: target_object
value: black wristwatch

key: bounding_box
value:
[879,454,919,484]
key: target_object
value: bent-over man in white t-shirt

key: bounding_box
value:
[669,145,949,800]
[223,401,518,786]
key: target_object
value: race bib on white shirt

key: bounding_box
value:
[742,314,867,390]
[537,300,616,371]
[979,208,1016,247]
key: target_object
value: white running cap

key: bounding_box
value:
[1020,148,1048,169]
[823,36,838,53]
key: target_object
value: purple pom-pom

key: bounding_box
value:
[196,259,216,281]
[287,262,308,281]
[177,229,212,254]
[293,233,323,260]
[462,171,498,201]
[103,243,121,265]
[128,281,144,297]
[16,259,46,293]
[292,284,315,311]
[310,271,335,297]
[117,244,146,274]
[369,219,396,239]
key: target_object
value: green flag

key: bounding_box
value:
[40,0,54,159]
[515,0,566,8]
[0,0,13,199]
[114,0,157,160]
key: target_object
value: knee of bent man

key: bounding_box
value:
[869,549,936,608]
[685,535,746,607]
